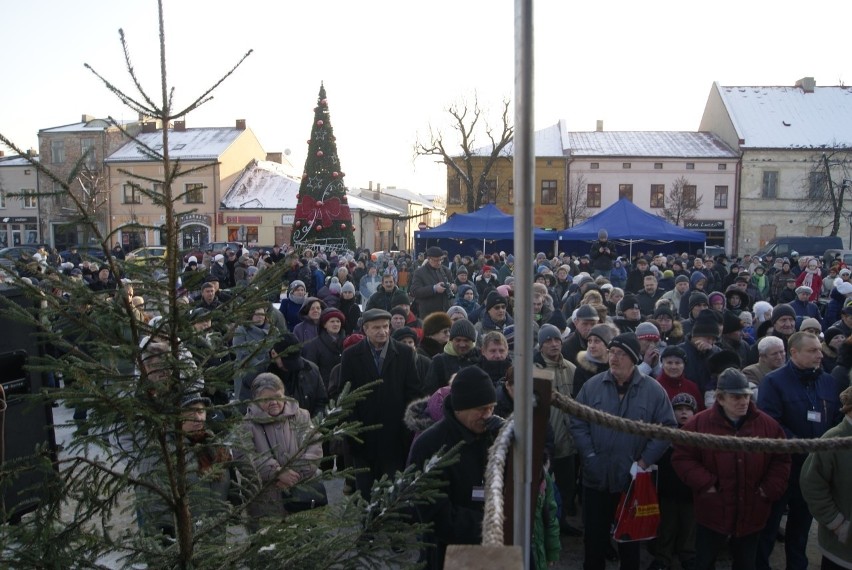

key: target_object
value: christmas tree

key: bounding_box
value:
[292,83,356,252]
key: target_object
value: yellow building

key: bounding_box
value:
[104,120,265,251]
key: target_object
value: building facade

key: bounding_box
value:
[699,78,852,253]
[0,153,41,247]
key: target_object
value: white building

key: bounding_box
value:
[0,153,41,246]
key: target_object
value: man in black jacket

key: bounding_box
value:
[340,309,422,499]
[408,366,503,570]
[590,228,616,279]
[410,246,454,318]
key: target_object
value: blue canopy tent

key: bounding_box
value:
[414,204,558,257]
[557,198,706,257]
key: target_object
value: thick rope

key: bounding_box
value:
[482,418,514,547]
[551,392,852,454]
[482,391,852,544]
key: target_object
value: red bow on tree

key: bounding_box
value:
[295,196,351,227]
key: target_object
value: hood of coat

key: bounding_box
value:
[245,397,301,424]
[403,396,435,433]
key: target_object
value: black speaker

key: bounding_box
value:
[0,286,58,522]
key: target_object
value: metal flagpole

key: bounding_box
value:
[513,0,534,564]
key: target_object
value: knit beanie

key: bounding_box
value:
[341,281,356,294]
[722,310,743,334]
[538,324,562,345]
[450,367,497,411]
[799,317,822,332]
[635,322,660,341]
[447,305,468,320]
[320,307,346,327]
[608,333,642,364]
[456,265,468,274]
[391,289,411,308]
[547,310,568,332]
[449,318,477,341]
[620,294,640,313]
[771,304,796,325]
[588,323,616,345]
[391,326,418,343]
[660,345,687,363]
[485,291,508,311]
[423,312,452,338]
[692,309,722,339]
[688,291,710,311]
[653,305,674,320]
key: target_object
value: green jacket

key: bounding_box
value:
[800,417,852,569]
[533,470,561,570]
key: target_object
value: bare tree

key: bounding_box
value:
[662,175,702,226]
[414,94,513,212]
[564,172,590,228]
[798,150,852,236]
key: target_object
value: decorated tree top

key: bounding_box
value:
[291,83,356,252]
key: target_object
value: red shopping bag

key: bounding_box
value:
[612,469,660,542]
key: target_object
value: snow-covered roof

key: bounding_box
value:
[106,128,245,162]
[470,121,566,158]
[0,155,38,167]
[40,118,134,133]
[716,83,852,149]
[221,160,401,215]
[566,131,738,158]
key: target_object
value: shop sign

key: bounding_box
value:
[684,220,724,230]
[177,213,211,226]
[1,216,37,223]
[225,215,262,224]
[281,214,294,225]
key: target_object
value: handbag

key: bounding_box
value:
[283,479,328,513]
[612,463,660,542]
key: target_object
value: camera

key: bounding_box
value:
[442,282,454,299]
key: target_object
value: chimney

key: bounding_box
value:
[795,77,815,93]
[266,152,282,164]
[236,119,246,130]
[377,183,381,192]
[142,122,157,133]
[596,120,604,132]
[26,148,37,157]
[368,181,373,191]
[174,120,186,132]
[81,114,95,123]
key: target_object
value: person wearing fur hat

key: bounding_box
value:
[420,312,452,359]
[757,332,843,570]
[571,332,677,570]
[724,284,751,316]
[408,366,505,570]
[800,384,852,570]
[677,309,723,405]
[424,319,482,393]
[300,309,347,392]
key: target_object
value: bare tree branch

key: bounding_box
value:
[661,176,702,226]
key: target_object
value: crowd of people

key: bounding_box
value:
[20,234,852,570]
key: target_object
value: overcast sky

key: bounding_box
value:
[1,0,849,196]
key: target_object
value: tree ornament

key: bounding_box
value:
[321,98,328,106]
[316,150,324,157]
[316,120,324,126]
[306,140,311,145]
[351,226,356,232]
[332,171,339,178]
[340,223,346,230]
[295,220,302,228]
[316,200,324,207]
[316,224,323,232]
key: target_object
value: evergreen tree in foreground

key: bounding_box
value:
[0,2,451,567]
[291,84,357,253]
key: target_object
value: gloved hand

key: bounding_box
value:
[834,519,850,544]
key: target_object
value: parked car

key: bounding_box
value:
[59,246,107,263]
[126,246,168,265]
[824,249,852,267]
[754,235,843,261]
[0,246,39,271]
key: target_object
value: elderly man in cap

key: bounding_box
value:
[408,366,504,570]
[756,331,843,570]
[424,319,482,393]
[571,332,677,570]
[340,308,422,499]
[800,384,852,570]
[672,368,790,570]
[410,246,455,318]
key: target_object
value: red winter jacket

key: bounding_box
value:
[671,402,791,537]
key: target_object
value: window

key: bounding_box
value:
[618,184,633,202]
[587,184,601,207]
[714,185,729,208]
[24,224,38,244]
[718,163,727,171]
[508,179,514,204]
[21,189,37,209]
[185,183,204,204]
[650,184,665,208]
[762,171,778,198]
[81,138,96,169]
[227,226,259,244]
[809,171,826,200]
[686,163,695,170]
[448,177,461,204]
[590,162,599,169]
[123,184,141,204]
[683,185,697,208]
[483,179,497,203]
[623,163,631,169]
[541,180,557,205]
[0,191,5,208]
[50,140,65,164]
[654,163,663,170]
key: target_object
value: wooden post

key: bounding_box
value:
[502,371,553,543]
